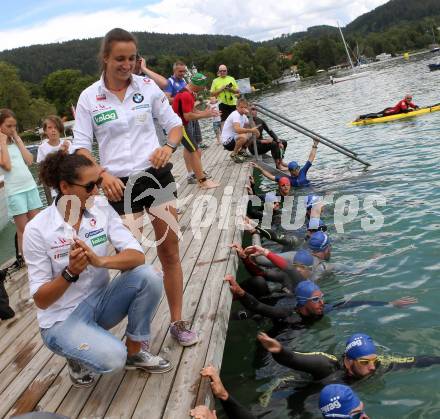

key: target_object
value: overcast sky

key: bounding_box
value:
[0,0,389,52]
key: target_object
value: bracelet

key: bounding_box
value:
[165,142,177,153]
[312,145,318,149]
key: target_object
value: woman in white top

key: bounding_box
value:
[0,108,42,264]
[37,115,71,201]
[72,28,197,346]
[23,151,171,388]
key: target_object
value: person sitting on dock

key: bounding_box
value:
[225,276,416,326]
[252,139,319,187]
[248,106,288,170]
[221,98,260,163]
[258,331,440,382]
[356,94,419,120]
[23,151,172,388]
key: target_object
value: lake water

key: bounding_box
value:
[0,52,439,418]
[221,53,440,419]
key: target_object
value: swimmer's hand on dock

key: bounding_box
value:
[189,405,218,419]
[228,243,247,259]
[224,274,245,298]
[242,216,258,234]
[245,245,269,257]
[250,162,262,171]
[257,332,282,354]
[200,364,229,401]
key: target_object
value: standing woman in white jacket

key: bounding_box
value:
[72,28,197,346]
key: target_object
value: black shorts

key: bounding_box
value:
[181,121,201,152]
[219,103,236,122]
[110,163,177,215]
[222,138,236,151]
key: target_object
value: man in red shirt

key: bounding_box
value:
[383,94,419,116]
[173,73,220,189]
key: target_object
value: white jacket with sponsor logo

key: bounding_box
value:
[73,74,182,177]
[23,196,143,328]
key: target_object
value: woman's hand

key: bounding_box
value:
[149,145,173,169]
[257,332,282,353]
[74,239,106,268]
[101,171,125,202]
[68,245,89,275]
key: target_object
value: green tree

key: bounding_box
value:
[27,98,57,129]
[0,61,33,130]
[42,69,96,117]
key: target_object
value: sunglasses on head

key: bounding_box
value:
[350,412,365,419]
[307,295,324,303]
[356,356,378,366]
[70,177,103,193]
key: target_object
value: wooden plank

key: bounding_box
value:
[130,158,247,419]
[161,164,249,418]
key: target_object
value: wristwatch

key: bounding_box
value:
[62,266,79,283]
[165,142,177,153]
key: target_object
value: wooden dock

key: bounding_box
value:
[0,144,251,418]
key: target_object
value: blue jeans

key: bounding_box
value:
[41,264,163,374]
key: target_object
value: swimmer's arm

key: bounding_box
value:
[241,257,267,277]
[256,226,300,248]
[240,293,291,319]
[272,347,338,379]
[265,251,289,270]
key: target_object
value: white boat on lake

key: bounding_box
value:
[273,72,301,85]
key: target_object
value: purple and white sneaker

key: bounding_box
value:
[170,320,199,347]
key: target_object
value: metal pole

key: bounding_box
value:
[247,114,261,160]
[255,103,358,157]
[255,107,370,167]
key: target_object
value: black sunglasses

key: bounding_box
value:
[70,177,103,193]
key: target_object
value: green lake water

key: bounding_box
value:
[221,53,440,418]
[1,53,439,418]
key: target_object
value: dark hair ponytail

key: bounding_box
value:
[39,151,94,192]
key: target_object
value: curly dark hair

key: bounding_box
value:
[39,150,94,193]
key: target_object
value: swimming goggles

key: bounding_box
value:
[356,356,378,366]
[307,295,325,304]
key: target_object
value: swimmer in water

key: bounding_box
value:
[258,332,440,382]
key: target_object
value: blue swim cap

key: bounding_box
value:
[288,161,300,170]
[308,231,330,251]
[305,194,322,210]
[319,384,361,418]
[293,250,314,267]
[345,333,376,360]
[295,280,321,307]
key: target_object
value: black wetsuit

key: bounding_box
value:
[220,396,256,419]
[248,116,287,160]
[272,347,440,382]
[255,226,301,249]
[238,293,390,326]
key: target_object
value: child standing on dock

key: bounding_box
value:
[0,109,42,265]
[208,96,222,144]
[37,115,71,201]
